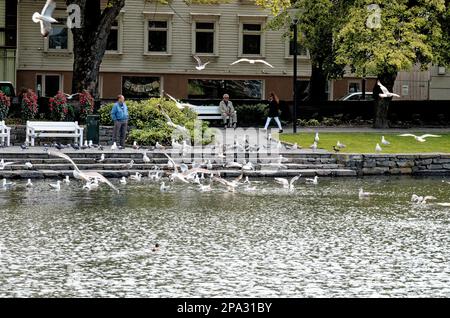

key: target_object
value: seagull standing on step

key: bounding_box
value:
[230,58,274,68]
[96,154,105,163]
[381,136,390,145]
[193,55,210,70]
[143,152,151,163]
[25,162,33,169]
[398,134,441,142]
[377,81,400,98]
[32,0,57,37]
[111,142,118,150]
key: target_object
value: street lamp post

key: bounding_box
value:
[288,8,301,134]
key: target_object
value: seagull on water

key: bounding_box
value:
[377,81,400,98]
[230,58,274,68]
[381,136,390,145]
[160,182,170,192]
[193,55,210,70]
[305,175,319,185]
[63,175,70,184]
[120,176,127,185]
[275,174,301,191]
[2,178,15,189]
[32,0,57,37]
[398,134,441,143]
[359,188,375,199]
[83,180,99,191]
[130,172,142,182]
[26,179,33,187]
[49,180,61,191]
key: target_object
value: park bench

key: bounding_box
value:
[192,105,223,120]
[0,120,11,146]
[26,121,84,146]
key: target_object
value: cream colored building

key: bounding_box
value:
[14,0,450,101]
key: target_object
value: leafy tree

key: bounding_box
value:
[335,0,448,128]
[256,0,350,102]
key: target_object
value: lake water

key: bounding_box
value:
[0,176,449,297]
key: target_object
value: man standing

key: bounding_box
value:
[219,94,237,128]
[111,94,129,148]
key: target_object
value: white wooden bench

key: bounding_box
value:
[0,120,11,146]
[26,121,84,146]
[192,106,223,120]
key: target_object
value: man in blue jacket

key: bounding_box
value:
[111,94,129,148]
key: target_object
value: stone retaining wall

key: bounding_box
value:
[336,154,450,176]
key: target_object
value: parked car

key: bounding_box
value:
[0,81,19,105]
[338,92,374,101]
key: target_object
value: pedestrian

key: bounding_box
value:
[263,91,283,133]
[111,94,129,148]
[219,94,237,128]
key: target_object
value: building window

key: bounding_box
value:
[242,24,261,55]
[148,21,168,52]
[48,19,68,50]
[195,22,215,54]
[36,74,62,97]
[188,79,263,99]
[106,20,119,51]
[122,76,161,99]
[348,82,361,93]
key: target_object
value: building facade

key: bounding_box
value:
[0,0,17,86]
[14,0,449,101]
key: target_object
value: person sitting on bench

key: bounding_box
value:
[219,94,237,128]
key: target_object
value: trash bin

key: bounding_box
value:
[86,114,100,144]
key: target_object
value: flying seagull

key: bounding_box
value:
[193,55,210,70]
[0,159,16,170]
[230,58,274,68]
[377,81,400,98]
[158,105,189,135]
[164,92,197,110]
[64,93,79,100]
[47,150,119,193]
[398,134,441,143]
[32,0,57,37]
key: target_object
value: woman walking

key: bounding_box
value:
[263,91,283,133]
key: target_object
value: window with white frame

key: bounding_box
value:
[348,81,361,93]
[106,13,124,54]
[144,12,173,55]
[36,74,62,97]
[238,16,267,57]
[48,18,68,50]
[191,14,220,56]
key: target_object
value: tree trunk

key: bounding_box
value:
[66,0,125,98]
[304,63,328,102]
[372,71,397,128]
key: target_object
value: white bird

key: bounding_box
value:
[64,93,79,100]
[122,160,134,169]
[63,175,70,184]
[26,179,33,187]
[242,161,254,171]
[83,180,99,191]
[274,174,301,191]
[111,142,118,150]
[381,136,390,145]
[337,141,346,149]
[230,58,274,68]
[88,140,93,147]
[359,188,375,199]
[225,161,243,169]
[164,92,197,109]
[288,143,298,150]
[206,160,213,170]
[25,162,33,169]
[420,196,437,205]
[143,152,151,163]
[193,55,210,70]
[314,132,320,143]
[278,155,290,163]
[375,143,382,153]
[32,0,57,37]
[377,80,400,98]
[412,194,437,205]
[0,159,16,170]
[305,175,319,185]
[96,154,105,163]
[47,150,119,193]
[310,142,318,151]
[120,176,127,185]
[198,183,212,192]
[159,106,189,135]
[160,182,170,192]
[49,180,61,191]
[130,172,142,182]
[155,142,165,150]
[132,141,140,150]
[398,134,441,143]
[2,178,15,189]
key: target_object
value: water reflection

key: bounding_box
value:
[0,176,449,297]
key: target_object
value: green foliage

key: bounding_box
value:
[99,97,212,145]
[0,91,11,121]
[235,103,269,126]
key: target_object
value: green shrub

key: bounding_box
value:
[99,97,212,145]
[306,119,320,126]
[235,103,268,126]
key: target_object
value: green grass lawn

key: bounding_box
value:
[279,133,450,154]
